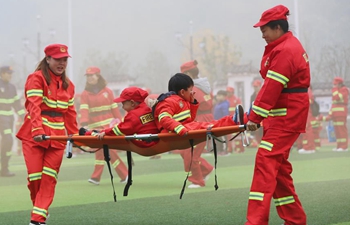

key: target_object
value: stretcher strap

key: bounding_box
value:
[103,145,117,202]
[123,151,133,196]
[179,139,194,199]
[206,127,219,191]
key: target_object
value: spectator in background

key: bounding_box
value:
[321,77,349,152]
[213,90,230,156]
[0,66,25,177]
[226,86,244,153]
[80,66,128,185]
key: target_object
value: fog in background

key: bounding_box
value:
[1,0,349,93]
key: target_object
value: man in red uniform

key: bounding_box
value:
[323,77,349,151]
[245,5,309,225]
[80,67,128,185]
[227,86,243,152]
[298,87,316,154]
[16,43,78,225]
[179,60,215,188]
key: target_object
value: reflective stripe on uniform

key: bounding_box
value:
[266,70,290,85]
[274,196,295,206]
[249,192,264,201]
[259,140,273,151]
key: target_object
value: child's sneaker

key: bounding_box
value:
[233,104,244,124]
[88,178,100,185]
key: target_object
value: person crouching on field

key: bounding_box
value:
[84,87,159,148]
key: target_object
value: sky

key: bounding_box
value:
[1,0,349,91]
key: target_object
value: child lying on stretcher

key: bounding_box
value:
[80,87,160,148]
[152,73,247,135]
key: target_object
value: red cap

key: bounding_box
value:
[114,87,149,103]
[180,60,198,73]
[253,5,289,28]
[44,44,71,59]
[226,86,234,92]
[253,80,262,87]
[333,77,344,85]
[85,67,101,75]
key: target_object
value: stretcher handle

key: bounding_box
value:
[124,133,160,140]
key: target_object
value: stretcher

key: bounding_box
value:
[43,124,247,157]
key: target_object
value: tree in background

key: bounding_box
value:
[132,51,170,94]
[81,49,130,92]
[180,29,241,85]
[315,45,350,83]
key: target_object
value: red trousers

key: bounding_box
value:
[179,115,236,186]
[333,116,348,149]
[90,149,128,181]
[22,141,64,223]
[246,129,306,225]
[301,120,315,151]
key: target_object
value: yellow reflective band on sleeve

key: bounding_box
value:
[333,121,345,126]
[95,160,105,165]
[0,96,18,104]
[337,138,346,143]
[268,108,287,116]
[27,89,43,97]
[113,126,125,136]
[4,128,12,134]
[0,110,15,116]
[259,140,273,151]
[80,104,89,110]
[274,196,295,206]
[111,102,118,109]
[43,97,69,109]
[88,118,113,129]
[112,159,121,168]
[42,166,58,179]
[173,110,191,121]
[42,117,65,130]
[159,112,172,121]
[332,107,345,112]
[68,97,74,106]
[28,172,42,181]
[17,109,26,115]
[174,124,185,134]
[89,105,113,112]
[252,105,269,118]
[32,206,48,218]
[249,192,264,201]
[228,107,235,112]
[266,70,289,85]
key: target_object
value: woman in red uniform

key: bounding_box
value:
[79,67,128,185]
[245,5,309,225]
[16,43,78,225]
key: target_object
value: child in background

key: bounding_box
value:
[213,90,230,156]
[84,86,159,148]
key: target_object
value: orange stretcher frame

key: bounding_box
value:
[45,125,245,157]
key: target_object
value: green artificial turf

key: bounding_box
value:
[1,146,349,225]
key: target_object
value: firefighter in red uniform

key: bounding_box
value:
[86,87,159,148]
[16,44,78,225]
[226,86,244,152]
[0,66,25,176]
[323,77,349,151]
[298,87,316,154]
[179,60,215,188]
[245,5,309,225]
[153,73,244,188]
[80,67,128,185]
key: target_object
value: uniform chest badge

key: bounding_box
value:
[48,90,51,95]
[103,92,108,98]
[264,57,269,67]
[179,101,184,108]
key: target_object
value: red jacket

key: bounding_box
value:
[80,86,122,129]
[330,86,349,118]
[249,32,310,132]
[227,95,242,116]
[102,102,159,147]
[154,94,199,136]
[16,70,78,149]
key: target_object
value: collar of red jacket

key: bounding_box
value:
[265,31,292,51]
